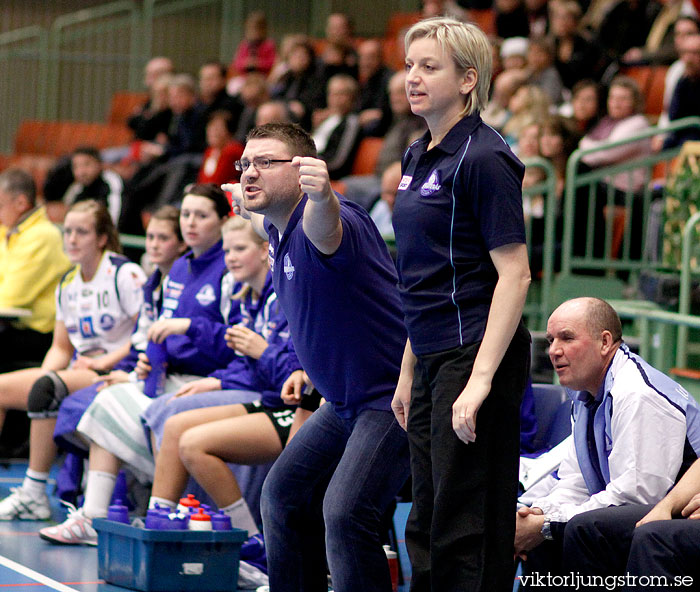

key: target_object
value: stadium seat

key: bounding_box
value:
[351,137,384,176]
[107,91,149,126]
[530,383,571,452]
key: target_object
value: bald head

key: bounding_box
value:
[144,57,174,89]
[546,297,622,393]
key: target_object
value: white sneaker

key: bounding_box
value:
[0,487,51,521]
[39,503,97,546]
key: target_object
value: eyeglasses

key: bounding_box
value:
[234,157,293,172]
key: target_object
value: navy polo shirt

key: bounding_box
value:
[264,195,406,417]
[392,112,526,356]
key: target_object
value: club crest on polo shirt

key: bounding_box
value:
[420,170,441,196]
[195,283,216,306]
[283,253,295,280]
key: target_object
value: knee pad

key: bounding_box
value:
[27,371,69,419]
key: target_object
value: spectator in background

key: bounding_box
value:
[231,11,276,78]
[319,42,359,89]
[197,61,243,136]
[376,71,427,175]
[550,0,603,89]
[323,12,357,69]
[197,111,244,187]
[517,121,542,159]
[663,33,700,148]
[369,161,401,238]
[657,17,700,129]
[120,74,207,235]
[525,0,550,37]
[61,147,123,224]
[579,76,651,193]
[539,115,579,198]
[266,33,308,87]
[254,100,293,127]
[495,0,531,38]
[312,74,362,180]
[342,71,426,210]
[481,68,528,130]
[233,73,271,144]
[502,84,551,148]
[500,36,529,71]
[357,39,394,137]
[597,0,663,67]
[101,59,173,167]
[565,79,603,137]
[528,36,565,105]
[622,9,698,65]
[421,0,467,20]
[0,169,71,373]
[270,38,325,130]
[127,57,174,144]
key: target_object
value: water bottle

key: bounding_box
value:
[177,493,200,514]
[188,508,212,531]
[211,511,232,531]
[143,341,167,398]
[383,545,399,592]
[107,499,130,524]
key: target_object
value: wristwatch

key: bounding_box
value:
[541,515,553,541]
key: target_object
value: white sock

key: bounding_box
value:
[82,471,117,519]
[22,469,49,498]
[220,499,259,536]
[148,496,176,510]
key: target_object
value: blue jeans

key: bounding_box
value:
[261,402,410,592]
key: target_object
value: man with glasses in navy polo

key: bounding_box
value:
[224,122,409,592]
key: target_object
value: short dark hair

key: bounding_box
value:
[585,298,623,344]
[184,183,231,219]
[72,146,102,162]
[207,109,236,135]
[246,122,318,158]
[201,60,227,79]
[0,168,36,206]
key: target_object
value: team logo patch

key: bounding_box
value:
[283,253,295,280]
[79,316,96,338]
[195,283,216,306]
[420,170,442,196]
[100,313,115,331]
[398,175,412,191]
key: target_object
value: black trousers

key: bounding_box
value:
[405,323,530,592]
[563,505,700,592]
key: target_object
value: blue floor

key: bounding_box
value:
[0,460,414,592]
[0,460,126,592]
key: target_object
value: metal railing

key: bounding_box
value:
[521,156,558,331]
[0,26,49,150]
[561,117,700,277]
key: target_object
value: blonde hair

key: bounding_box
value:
[222,216,268,301]
[404,17,492,117]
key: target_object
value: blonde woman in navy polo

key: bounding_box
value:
[391,18,532,592]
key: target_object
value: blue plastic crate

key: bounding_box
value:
[93,518,247,592]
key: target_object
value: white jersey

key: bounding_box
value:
[56,251,146,357]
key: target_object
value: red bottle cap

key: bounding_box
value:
[178,493,200,508]
[190,508,211,521]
